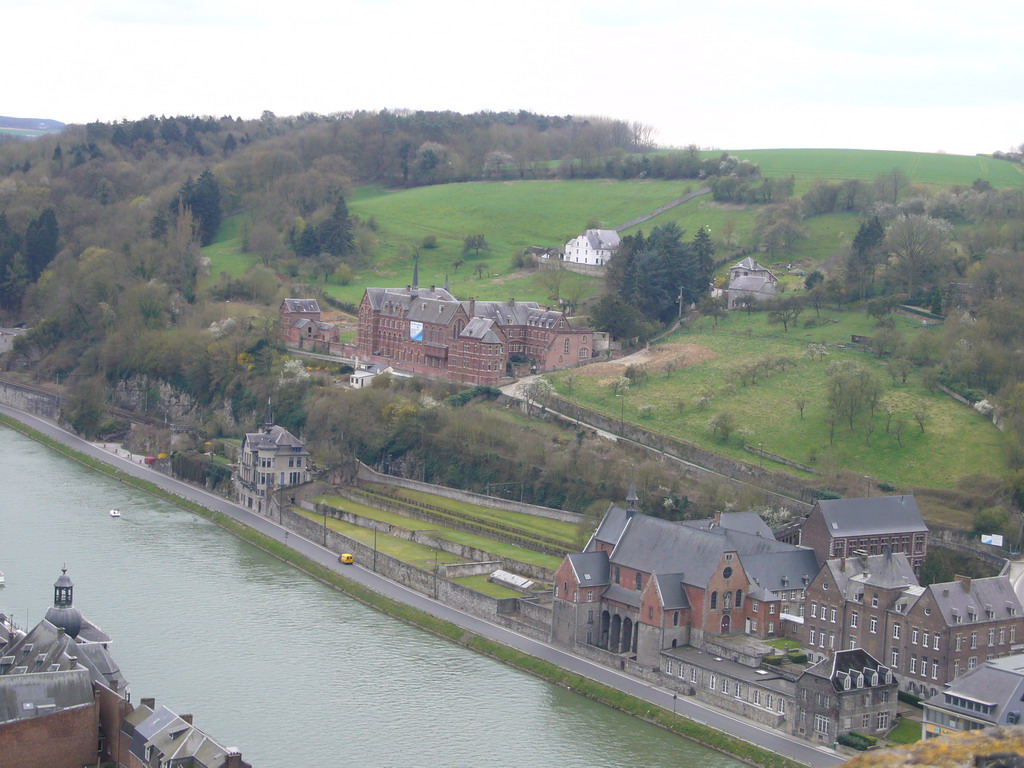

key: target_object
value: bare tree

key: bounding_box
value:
[885,214,951,298]
[796,398,807,419]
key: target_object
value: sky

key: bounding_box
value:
[6,0,1022,156]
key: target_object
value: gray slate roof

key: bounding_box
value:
[683,512,774,539]
[460,317,502,344]
[405,296,464,324]
[816,495,927,538]
[928,576,1023,627]
[924,654,1024,725]
[803,647,893,691]
[282,298,321,313]
[653,573,691,609]
[243,424,308,456]
[584,229,620,251]
[742,549,821,593]
[729,275,778,294]
[610,514,801,588]
[567,552,609,587]
[603,584,642,609]
[364,285,457,312]
[470,300,567,329]
[132,705,248,768]
[591,505,630,548]
[827,552,918,600]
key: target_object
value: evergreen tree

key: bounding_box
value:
[24,208,59,280]
[317,197,354,257]
[693,225,715,290]
[848,216,886,299]
[170,171,222,246]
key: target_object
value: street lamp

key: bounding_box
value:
[672,693,677,715]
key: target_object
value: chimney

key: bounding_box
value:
[469,298,476,317]
[954,574,972,592]
[141,697,156,710]
[180,713,193,725]
[840,556,846,571]
[431,285,435,292]
[712,510,722,528]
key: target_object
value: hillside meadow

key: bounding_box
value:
[545,310,1008,497]
[702,148,1024,188]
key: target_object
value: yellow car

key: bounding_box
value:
[339,553,355,565]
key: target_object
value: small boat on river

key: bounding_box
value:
[109,509,122,518]
[0,571,5,586]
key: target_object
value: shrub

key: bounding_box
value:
[762,654,784,666]
[421,235,438,249]
[898,689,924,708]
[849,731,877,746]
[838,732,872,750]
[639,404,655,419]
[786,651,808,664]
[810,488,843,500]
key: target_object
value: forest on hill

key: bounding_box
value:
[1,108,1024,527]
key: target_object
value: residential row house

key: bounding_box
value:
[800,551,1024,700]
[234,423,311,515]
[356,273,592,385]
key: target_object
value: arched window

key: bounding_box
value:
[710,591,718,609]
[564,338,571,354]
[673,611,680,626]
[735,589,743,608]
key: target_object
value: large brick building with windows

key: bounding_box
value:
[799,551,1024,700]
[356,271,592,385]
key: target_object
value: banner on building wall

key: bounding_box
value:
[409,321,423,342]
[981,533,1004,546]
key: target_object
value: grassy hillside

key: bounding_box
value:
[546,310,1008,498]
[717,148,1024,188]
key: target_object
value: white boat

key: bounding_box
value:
[0,571,5,586]
[109,509,122,517]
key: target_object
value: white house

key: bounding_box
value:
[726,256,778,309]
[564,229,621,267]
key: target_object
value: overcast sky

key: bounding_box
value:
[7,0,1021,156]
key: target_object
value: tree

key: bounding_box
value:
[463,234,488,258]
[826,361,881,431]
[874,168,909,204]
[848,217,886,299]
[24,207,59,280]
[452,257,465,273]
[692,226,715,289]
[767,297,805,332]
[317,197,354,257]
[474,262,490,279]
[697,296,726,327]
[708,411,737,441]
[885,214,951,299]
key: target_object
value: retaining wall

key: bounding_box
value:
[307,497,555,581]
[929,525,1010,570]
[526,394,813,513]
[0,379,63,421]
[356,462,582,523]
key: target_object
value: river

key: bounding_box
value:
[0,425,744,768]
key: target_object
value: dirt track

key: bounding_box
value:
[576,342,717,386]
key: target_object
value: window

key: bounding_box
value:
[690,667,698,683]
[1000,627,1006,645]
[735,589,743,608]
[862,714,871,729]
[562,581,568,597]
[988,629,996,647]
[970,631,978,649]
[778,698,785,714]
[722,679,729,695]
[893,623,901,640]
[891,649,899,667]
[814,714,830,734]
[587,590,594,602]
[614,566,621,585]
[769,621,776,634]
[830,607,836,623]
[829,631,835,648]
[648,606,654,620]
[811,603,818,619]
[709,674,716,690]
[635,573,643,591]
[954,660,961,677]
[766,693,774,709]
[665,660,674,676]
[752,601,759,613]
[752,689,761,706]
[564,338,570,354]
[968,656,978,670]
[809,628,816,645]
[723,566,733,579]
[710,591,718,609]
[877,711,890,731]
[673,611,680,626]
[870,616,878,633]
[872,594,879,608]
[1012,627,1017,643]
[851,611,859,628]
[823,581,829,591]
[910,656,917,674]
[912,628,919,644]
[770,603,777,615]
[932,661,938,679]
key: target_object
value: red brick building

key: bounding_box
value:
[280,298,340,349]
[551,488,819,667]
[799,496,929,573]
[356,276,592,385]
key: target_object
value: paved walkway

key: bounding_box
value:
[1,404,843,767]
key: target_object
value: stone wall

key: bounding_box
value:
[0,378,63,420]
[280,504,551,640]
[356,462,582,524]
[304,499,554,581]
[519,393,813,514]
[929,525,1009,570]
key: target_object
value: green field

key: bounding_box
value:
[547,311,1008,493]
[716,148,1024,188]
[201,216,260,281]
